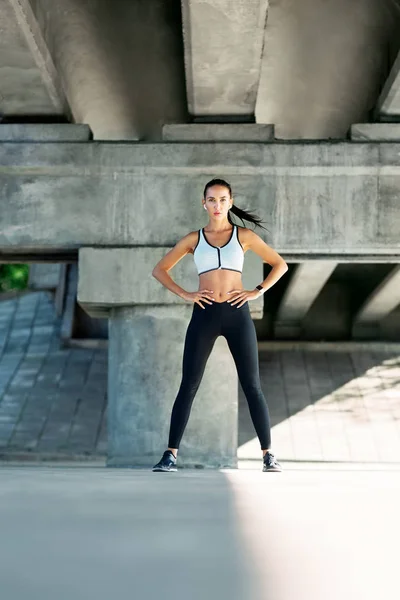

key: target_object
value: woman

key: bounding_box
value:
[151,178,288,473]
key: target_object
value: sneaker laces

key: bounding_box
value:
[264,452,277,466]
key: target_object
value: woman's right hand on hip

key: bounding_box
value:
[182,290,215,309]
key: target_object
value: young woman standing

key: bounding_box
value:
[151,179,288,472]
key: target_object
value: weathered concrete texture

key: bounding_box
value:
[0,124,91,141]
[350,123,400,141]
[27,263,62,290]
[162,124,275,142]
[181,0,268,116]
[77,247,264,318]
[2,467,400,600]
[256,0,400,138]
[0,0,64,115]
[274,262,337,338]
[1,141,400,256]
[107,305,238,468]
[28,0,188,139]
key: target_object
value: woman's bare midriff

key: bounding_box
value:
[198,269,244,303]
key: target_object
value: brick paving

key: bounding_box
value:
[1,291,400,462]
[0,291,107,457]
[239,348,400,462]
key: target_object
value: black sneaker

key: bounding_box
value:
[262,451,282,472]
[152,450,178,472]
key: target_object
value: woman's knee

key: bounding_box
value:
[240,380,264,399]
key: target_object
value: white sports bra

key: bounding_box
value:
[193,224,244,275]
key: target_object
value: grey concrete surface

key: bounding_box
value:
[7,0,68,115]
[0,0,63,115]
[0,464,399,600]
[0,124,91,141]
[107,305,238,468]
[377,48,400,118]
[256,0,400,138]
[354,265,400,323]
[181,0,268,116]
[28,263,62,290]
[77,246,264,318]
[350,123,400,141]
[1,141,400,257]
[162,124,275,141]
[27,0,188,139]
[274,262,337,338]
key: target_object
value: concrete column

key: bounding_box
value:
[108,304,237,468]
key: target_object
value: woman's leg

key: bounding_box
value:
[223,303,272,451]
[167,304,219,450]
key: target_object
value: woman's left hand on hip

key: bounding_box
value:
[226,289,260,308]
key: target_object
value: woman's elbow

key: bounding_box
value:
[152,266,167,278]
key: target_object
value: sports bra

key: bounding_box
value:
[193,224,244,275]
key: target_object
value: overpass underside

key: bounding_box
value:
[1,0,400,467]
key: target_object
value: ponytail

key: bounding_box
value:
[203,178,268,232]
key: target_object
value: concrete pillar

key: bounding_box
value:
[108,304,237,468]
[77,246,264,468]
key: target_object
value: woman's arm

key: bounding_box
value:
[152,231,198,299]
[242,228,288,294]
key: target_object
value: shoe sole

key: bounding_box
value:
[152,466,178,472]
[263,467,282,472]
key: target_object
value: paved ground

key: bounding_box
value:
[0,291,107,457]
[0,463,399,600]
[1,291,400,463]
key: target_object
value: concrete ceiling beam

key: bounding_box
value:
[353,266,400,338]
[274,262,337,338]
[0,0,65,117]
[376,51,400,120]
[181,0,269,117]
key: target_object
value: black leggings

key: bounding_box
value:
[168,300,271,450]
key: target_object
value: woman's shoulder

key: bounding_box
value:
[182,230,201,255]
[236,225,259,252]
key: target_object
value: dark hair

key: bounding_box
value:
[203,178,268,231]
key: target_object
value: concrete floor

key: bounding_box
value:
[1,462,399,600]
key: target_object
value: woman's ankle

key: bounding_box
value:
[168,448,178,459]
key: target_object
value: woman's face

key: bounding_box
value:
[202,185,232,218]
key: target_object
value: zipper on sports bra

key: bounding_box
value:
[216,248,221,268]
